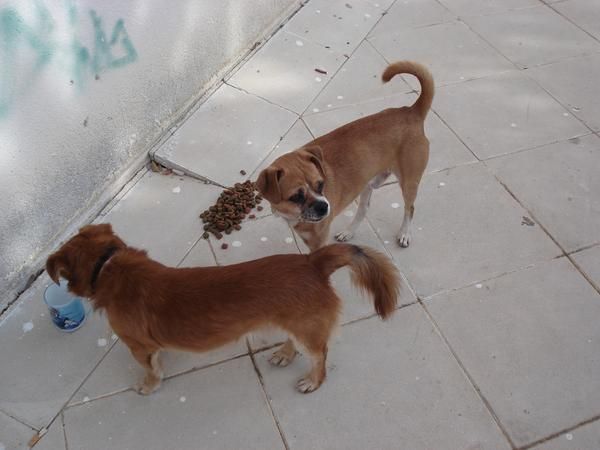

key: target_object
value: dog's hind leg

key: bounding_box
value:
[128,343,163,395]
[335,171,391,242]
[395,140,428,248]
[269,338,297,367]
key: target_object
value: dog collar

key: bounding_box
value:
[90,246,119,292]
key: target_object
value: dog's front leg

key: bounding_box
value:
[335,187,372,242]
[336,171,391,242]
[296,220,331,252]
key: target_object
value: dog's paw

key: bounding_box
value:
[335,230,354,242]
[269,349,296,367]
[134,379,160,395]
[296,376,321,393]
[397,233,411,248]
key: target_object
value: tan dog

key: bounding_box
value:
[256,61,434,251]
[46,224,400,394]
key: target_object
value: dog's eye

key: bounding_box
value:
[288,190,305,204]
[316,181,324,194]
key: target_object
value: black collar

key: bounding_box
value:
[90,246,119,292]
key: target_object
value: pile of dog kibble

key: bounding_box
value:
[199,180,264,247]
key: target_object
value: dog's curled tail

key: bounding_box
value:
[309,244,400,319]
[382,61,434,119]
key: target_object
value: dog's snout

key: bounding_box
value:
[312,200,329,216]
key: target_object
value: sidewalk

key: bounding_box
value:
[2,0,600,449]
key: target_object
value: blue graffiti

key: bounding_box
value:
[0,2,138,118]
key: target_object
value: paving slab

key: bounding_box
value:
[368,21,514,88]
[368,0,455,37]
[303,93,477,174]
[463,6,600,69]
[433,70,589,159]
[528,53,600,131]
[0,274,113,429]
[97,171,221,267]
[69,338,247,406]
[572,245,600,289]
[487,134,600,252]
[212,214,299,266]
[367,163,560,297]
[228,31,345,114]
[284,0,388,54]
[426,258,600,447]
[437,0,538,16]
[554,0,600,41]
[532,419,600,450]
[64,357,284,450]
[0,412,36,450]
[154,83,298,186]
[255,305,511,450]
[306,40,412,113]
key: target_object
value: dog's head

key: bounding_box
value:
[46,223,126,298]
[256,146,330,223]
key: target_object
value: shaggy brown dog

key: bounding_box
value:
[46,224,400,394]
[257,60,433,251]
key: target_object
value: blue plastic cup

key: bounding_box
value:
[43,280,87,332]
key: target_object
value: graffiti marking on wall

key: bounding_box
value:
[0,2,138,118]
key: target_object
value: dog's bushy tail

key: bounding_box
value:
[382,61,434,119]
[309,244,400,319]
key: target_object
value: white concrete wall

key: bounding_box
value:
[0,0,300,308]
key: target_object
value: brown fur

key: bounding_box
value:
[257,60,434,251]
[46,224,401,394]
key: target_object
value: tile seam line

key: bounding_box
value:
[430,108,481,162]
[0,408,37,432]
[64,352,251,409]
[521,67,598,135]
[418,299,517,449]
[61,411,69,450]
[540,0,600,45]
[38,336,120,434]
[457,4,600,79]
[491,174,600,297]
[479,132,594,163]
[518,413,600,450]
[422,260,550,302]
[247,339,290,450]
[223,81,300,117]
[568,241,600,256]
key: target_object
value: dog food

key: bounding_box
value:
[199,180,262,239]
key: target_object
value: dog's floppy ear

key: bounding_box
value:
[302,145,326,178]
[256,167,284,202]
[46,251,70,285]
